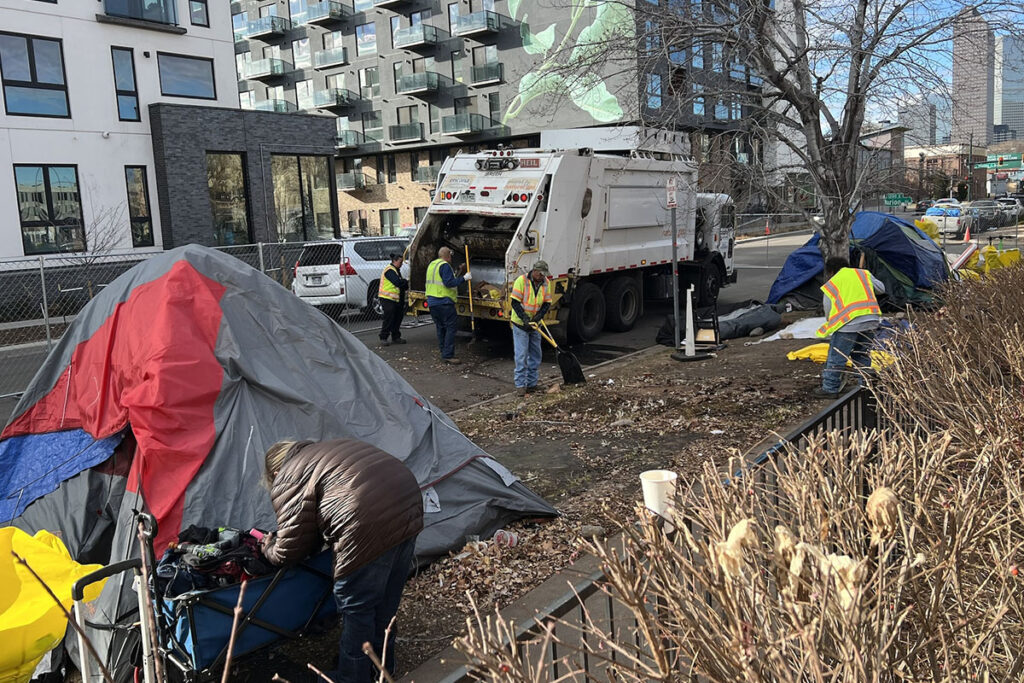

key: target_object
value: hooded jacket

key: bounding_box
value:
[262,439,424,579]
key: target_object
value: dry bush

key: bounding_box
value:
[455,266,1024,681]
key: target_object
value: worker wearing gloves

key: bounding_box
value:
[425,246,471,364]
[815,256,886,398]
[262,439,423,683]
[378,253,409,346]
[509,261,552,395]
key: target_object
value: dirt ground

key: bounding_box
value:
[243,326,833,681]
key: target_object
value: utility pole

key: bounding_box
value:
[968,132,974,202]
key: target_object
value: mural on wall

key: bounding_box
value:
[505,0,634,125]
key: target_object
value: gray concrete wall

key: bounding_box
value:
[149,103,338,247]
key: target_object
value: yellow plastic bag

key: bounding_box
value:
[0,528,106,683]
[786,343,893,370]
[914,218,939,241]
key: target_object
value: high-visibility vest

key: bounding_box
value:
[379,264,401,302]
[509,274,550,325]
[816,268,881,337]
[425,259,457,304]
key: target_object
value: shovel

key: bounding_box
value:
[532,320,586,384]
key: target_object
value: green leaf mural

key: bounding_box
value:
[504,71,566,124]
[568,73,623,122]
[508,0,521,20]
[570,0,634,65]
[520,18,556,56]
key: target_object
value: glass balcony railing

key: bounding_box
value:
[389,122,424,143]
[304,0,350,23]
[454,10,503,36]
[414,164,441,184]
[337,171,366,190]
[393,24,439,48]
[254,99,298,113]
[313,46,348,69]
[395,72,440,95]
[469,62,503,85]
[243,15,293,38]
[244,58,291,79]
[336,129,378,149]
[313,88,358,108]
[373,0,408,7]
[441,112,497,135]
[103,0,178,25]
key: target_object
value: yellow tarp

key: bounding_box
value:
[914,218,939,241]
[786,343,893,370]
[981,246,1021,273]
[0,528,106,683]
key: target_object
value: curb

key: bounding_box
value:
[736,228,815,245]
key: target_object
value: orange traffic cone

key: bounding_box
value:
[963,223,971,243]
[764,218,770,236]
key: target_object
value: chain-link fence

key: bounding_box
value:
[0,241,397,400]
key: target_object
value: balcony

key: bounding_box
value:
[337,171,367,190]
[304,1,350,24]
[389,122,424,143]
[441,112,500,136]
[336,129,380,151]
[254,99,298,113]
[469,62,504,85]
[373,0,409,7]
[244,58,291,80]
[313,46,348,69]
[395,71,441,96]
[393,24,440,49]
[453,10,505,36]
[414,164,441,184]
[313,88,358,109]
[243,15,293,39]
[100,0,184,32]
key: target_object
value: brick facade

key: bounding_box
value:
[337,153,434,235]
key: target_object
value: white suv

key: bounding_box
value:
[291,237,408,314]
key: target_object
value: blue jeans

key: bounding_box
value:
[512,324,542,388]
[329,538,416,682]
[822,329,875,393]
[429,303,458,359]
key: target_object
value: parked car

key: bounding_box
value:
[963,199,1003,229]
[291,236,409,315]
[913,199,935,214]
[997,197,1023,225]
[923,206,966,238]
[933,197,961,208]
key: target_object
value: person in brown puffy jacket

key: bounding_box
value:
[261,439,423,682]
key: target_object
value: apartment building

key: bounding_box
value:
[232,0,763,234]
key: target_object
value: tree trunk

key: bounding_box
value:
[818,210,854,264]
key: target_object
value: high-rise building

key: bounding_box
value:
[231,0,762,234]
[995,35,1024,141]
[0,0,337,257]
[952,9,994,146]
[898,101,936,146]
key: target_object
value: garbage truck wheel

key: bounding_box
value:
[603,276,640,332]
[569,281,605,342]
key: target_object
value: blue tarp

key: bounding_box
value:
[0,429,123,523]
[767,212,948,304]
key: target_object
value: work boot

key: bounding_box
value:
[380,339,391,347]
[393,338,407,344]
[812,388,840,399]
[525,385,538,394]
[444,357,462,365]
[516,387,528,396]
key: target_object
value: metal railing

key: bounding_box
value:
[244,58,291,80]
[413,164,440,184]
[254,99,297,113]
[442,112,494,135]
[389,122,424,143]
[393,24,440,48]
[395,72,440,95]
[335,129,379,150]
[313,46,348,69]
[243,15,293,38]
[469,62,503,84]
[304,0,350,23]
[414,388,879,680]
[103,0,178,25]
[313,88,357,108]
[336,171,366,190]
[454,10,503,35]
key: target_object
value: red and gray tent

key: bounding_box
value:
[0,245,555,678]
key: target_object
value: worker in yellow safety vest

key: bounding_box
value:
[378,253,409,346]
[425,246,471,364]
[509,261,552,395]
[815,257,886,398]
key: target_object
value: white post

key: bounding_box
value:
[685,285,696,356]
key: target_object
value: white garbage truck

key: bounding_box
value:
[406,141,735,342]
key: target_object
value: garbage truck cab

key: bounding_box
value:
[406,140,734,342]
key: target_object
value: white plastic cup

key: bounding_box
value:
[640,469,678,517]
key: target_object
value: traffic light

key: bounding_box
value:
[999,156,1005,166]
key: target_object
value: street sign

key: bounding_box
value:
[666,177,677,208]
[883,193,912,206]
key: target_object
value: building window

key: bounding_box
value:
[396,104,418,125]
[711,43,723,72]
[375,153,397,183]
[362,109,383,137]
[0,33,70,118]
[429,103,440,133]
[692,43,703,69]
[644,21,660,52]
[454,96,471,115]
[729,98,742,120]
[379,208,399,236]
[414,206,428,223]
[693,83,704,116]
[111,47,139,122]
[259,4,278,17]
[714,98,727,120]
[488,92,500,121]
[646,73,662,109]
[450,50,463,83]
[14,164,85,254]
[356,22,377,56]
[235,52,251,81]
[296,79,313,109]
[271,155,335,242]
[157,53,216,100]
[359,67,379,98]
[124,166,154,248]
[239,90,254,108]
[292,38,310,69]
[189,0,209,27]
[324,30,343,49]
[392,62,403,89]
[354,0,372,12]
[232,12,248,39]
[289,0,308,23]
[669,44,687,65]
[206,153,251,246]
[448,3,459,33]
[411,9,431,24]
[390,16,401,48]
